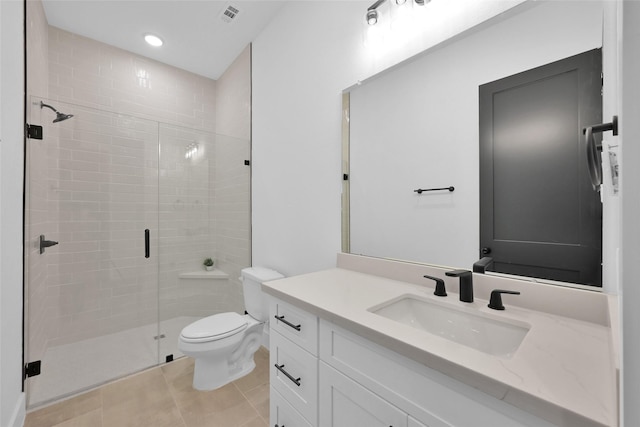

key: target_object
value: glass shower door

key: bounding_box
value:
[157,124,251,361]
[25,99,160,408]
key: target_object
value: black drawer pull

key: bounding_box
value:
[275,425,284,427]
[274,315,301,331]
[274,363,301,386]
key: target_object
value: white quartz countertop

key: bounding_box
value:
[262,267,617,427]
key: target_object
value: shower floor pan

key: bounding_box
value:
[27,316,198,408]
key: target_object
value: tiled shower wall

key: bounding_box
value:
[157,125,249,321]
[214,46,252,313]
[47,27,216,132]
[27,16,251,357]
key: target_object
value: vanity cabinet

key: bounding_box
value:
[319,361,413,427]
[269,296,557,427]
[270,327,318,424]
[271,296,318,354]
[270,386,313,427]
[269,297,319,426]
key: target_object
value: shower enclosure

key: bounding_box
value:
[25,98,251,408]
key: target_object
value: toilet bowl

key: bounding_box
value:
[178,267,284,391]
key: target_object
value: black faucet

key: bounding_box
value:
[423,274,447,297]
[445,270,473,303]
[473,256,493,273]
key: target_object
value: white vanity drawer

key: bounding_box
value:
[271,386,313,427]
[270,297,318,355]
[271,329,318,425]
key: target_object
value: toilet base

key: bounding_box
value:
[192,356,256,391]
[183,320,264,391]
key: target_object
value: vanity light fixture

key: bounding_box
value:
[144,33,163,47]
[366,0,430,25]
[367,9,379,25]
[366,0,386,25]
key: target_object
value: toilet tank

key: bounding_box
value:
[241,267,284,321]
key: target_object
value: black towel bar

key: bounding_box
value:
[414,186,454,194]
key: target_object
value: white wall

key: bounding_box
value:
[349,1,603,271]
[621,2,640,425]
[0,0,27,425]
[252,0,526,277]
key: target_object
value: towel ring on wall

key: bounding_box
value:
[583,116,618,192]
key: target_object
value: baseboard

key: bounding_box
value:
[7,393,25,427]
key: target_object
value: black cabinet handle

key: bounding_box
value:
[274,315,301,331]
[275,424,284,427]
[144,229,150,258]
[274,363,301,386]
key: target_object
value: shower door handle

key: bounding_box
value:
[144,229,150,258]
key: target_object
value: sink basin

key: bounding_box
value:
[369,295,530,358]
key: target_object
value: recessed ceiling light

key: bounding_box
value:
[144,34,163,47]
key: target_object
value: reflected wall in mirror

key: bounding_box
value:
[344,1,607,286]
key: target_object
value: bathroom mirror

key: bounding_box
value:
[344,1,608,286]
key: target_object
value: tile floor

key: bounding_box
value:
[24,347,270,427]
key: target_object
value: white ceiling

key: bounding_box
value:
[41,0,287,80]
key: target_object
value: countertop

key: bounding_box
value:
[262,265,617,427]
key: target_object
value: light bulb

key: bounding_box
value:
[366,9,379,25]
[144,34,163,47]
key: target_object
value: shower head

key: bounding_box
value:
[53,112,74,123]
[40,101,74,123]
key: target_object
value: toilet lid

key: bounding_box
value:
[180,312,248,342]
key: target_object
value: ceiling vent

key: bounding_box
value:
[220,4,240,24]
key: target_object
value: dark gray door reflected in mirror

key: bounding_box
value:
[479,48,603,286]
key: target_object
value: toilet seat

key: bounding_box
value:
[180,312,248,343]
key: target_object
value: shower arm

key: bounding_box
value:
[40,101,59,113]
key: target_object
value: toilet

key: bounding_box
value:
[178,267,284,391]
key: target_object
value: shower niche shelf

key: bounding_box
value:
[179,270,229,280]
